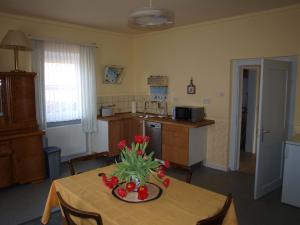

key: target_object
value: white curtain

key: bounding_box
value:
[32,40,47,130]
[80,46,98,153]
[44,42,82,122]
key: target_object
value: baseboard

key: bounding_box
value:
[61,152,88,162]
[254,178,282,199]
[203,162,228,172]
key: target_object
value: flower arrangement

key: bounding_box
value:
[101,135,170,200]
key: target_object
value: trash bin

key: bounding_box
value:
[44,146,61,180]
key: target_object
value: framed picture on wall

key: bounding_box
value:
[103,65,125,84]
[187,78,196,94]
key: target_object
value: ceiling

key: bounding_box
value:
[0,0,299,34]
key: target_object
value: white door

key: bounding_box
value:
[254,59,290,199]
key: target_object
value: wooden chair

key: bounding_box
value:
[57,192,103,225]
[166,162,193,183]
[196,194,233,225]
[68,152,109,175]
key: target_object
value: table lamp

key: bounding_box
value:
[0,30,32,72]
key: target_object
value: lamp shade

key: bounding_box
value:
[0,30,32,51]
[128,8,174,30]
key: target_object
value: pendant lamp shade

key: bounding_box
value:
[128,1,174,30]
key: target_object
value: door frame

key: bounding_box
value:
[229,56,297,171]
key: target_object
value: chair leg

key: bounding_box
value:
[186,169,193,183]
[169,162,193,183]
[61,215,68,225]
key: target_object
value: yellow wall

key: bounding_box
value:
[1,5,300,169]
[132,5,300,168]
[0,13,135,96]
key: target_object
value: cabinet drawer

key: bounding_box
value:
[12,135,43,157]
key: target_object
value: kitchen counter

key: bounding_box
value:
[286,134,300,146]
[97,112,215,128]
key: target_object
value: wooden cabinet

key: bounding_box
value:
[162,123,207,167]
[0,142,13,187]
[0,72,45,188]
[108,118,143,156]
[12,132,45,183]
[162,124,189,166]
[108,120,123,156]
[95,117,143,157]
[123,118,143,143]
[0,72,38,133]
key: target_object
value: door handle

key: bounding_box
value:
[261,129,271,143]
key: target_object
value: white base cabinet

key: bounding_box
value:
[93,120,109,153]
[281,135,300,208]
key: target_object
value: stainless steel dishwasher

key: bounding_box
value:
[145,121,162,159]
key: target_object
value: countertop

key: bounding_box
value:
[286,134,300,146]
[97,112,215,128]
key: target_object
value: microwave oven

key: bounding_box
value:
[172,106,205,122]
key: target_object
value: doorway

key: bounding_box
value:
[239,67,259,175]
[229,56,297,199]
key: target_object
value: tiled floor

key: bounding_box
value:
[1,159,300,225]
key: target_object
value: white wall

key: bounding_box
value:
[46,124,86,157]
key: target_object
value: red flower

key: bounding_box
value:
[137,149,143,156]
[158,165,166,171]
[143,136,150,143]
[157,170,165,179]
[126,182,136,192]
[128,147,132,151]
[117,140,126,149]
[138,191,149,200]
[105,180,114,189]
[163,178,170,188]
[164,160,170,168]
[117,188,127,198]
[134,135,144,144]
[138,185,148,194]
[101,174,107,183]
[111,176,119,185]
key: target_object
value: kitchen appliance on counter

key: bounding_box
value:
[172,106,205,122]
[99,105,114,117]
[145,121,162,159]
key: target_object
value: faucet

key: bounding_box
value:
[158,101,168,116]
[144,101,150,113]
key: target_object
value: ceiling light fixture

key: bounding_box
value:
[128,0,175,31]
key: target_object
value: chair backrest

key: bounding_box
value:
[57,192,103,225]
[68,152,109,175]
[196,194,233,225]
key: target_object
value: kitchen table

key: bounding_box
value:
[41,165,238,225]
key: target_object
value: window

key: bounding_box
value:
[44,42,82,123]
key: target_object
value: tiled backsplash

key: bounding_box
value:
[97,95,162,114]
